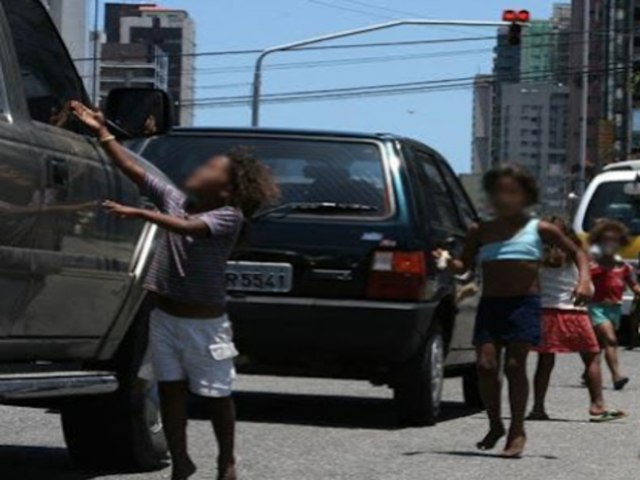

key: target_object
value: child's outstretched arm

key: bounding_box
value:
[103,200,211,238]
[434,223,480,275]
[539,221,592,304]
[69,101,146,186]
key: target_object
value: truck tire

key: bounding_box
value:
[462,368,484,409]
[61,306,167,471]
[393,327,445,426]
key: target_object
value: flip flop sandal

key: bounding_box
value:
[590,410,627,423]
[526,411,550,421]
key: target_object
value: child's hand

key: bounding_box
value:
[102,200,140,219]
[573,281,593,306]
[432,249,452,271]
[632,286,640,298]
[69,100,106,134]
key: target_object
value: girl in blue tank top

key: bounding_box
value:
[435,165,591,458]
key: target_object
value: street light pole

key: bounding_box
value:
[251,19,512,127]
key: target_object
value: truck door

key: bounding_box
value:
[1,0,144,339]
[0,20,43,337]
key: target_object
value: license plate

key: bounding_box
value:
[225,261,293,293]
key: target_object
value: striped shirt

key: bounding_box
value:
[142,173,243,307]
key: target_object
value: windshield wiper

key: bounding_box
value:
[253,202,378,221]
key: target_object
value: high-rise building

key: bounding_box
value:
[100,43,169,99]
[471,75,493,174]
[498,82,570,214]
[41,0,93,94]
[489,28,522,167]
[521,5,571,84]
[104,3,196,126]
[567,0,634,175]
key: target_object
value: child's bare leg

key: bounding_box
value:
[159,381,196,480]
[503,343,530,458]
[530,353,555,417]
[206,396,237,480]
[595,322,625,383]
[580,351,606,415]
[475,342,505,450]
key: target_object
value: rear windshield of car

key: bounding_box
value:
[138,135,391,217]
[583,181,640,234]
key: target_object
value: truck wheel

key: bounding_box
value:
[61,306,167,471]
[393,328,445,426]
[462,368,484,409]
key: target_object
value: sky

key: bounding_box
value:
[123,0,561,173]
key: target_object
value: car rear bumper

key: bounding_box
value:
[227,295,437,370]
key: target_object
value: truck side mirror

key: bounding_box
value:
[104,87,173,139]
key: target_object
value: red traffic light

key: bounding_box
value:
[502,9,531,23]
[517,10,530,22]
[503,10,517,22]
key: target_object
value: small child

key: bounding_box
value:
[588,219,640,391]
[71,101,278,480]
[436,165,591,458]
[529,217,625,423]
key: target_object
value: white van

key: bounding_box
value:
[573,161,640,314]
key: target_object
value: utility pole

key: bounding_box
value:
[92,0,100,105]
[250,19,520,127]
[578,0,590,194]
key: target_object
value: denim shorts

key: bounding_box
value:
[474,295,542,346]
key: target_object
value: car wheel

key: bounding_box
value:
[61,305,167,471]
[393,327,445,426]
[462,368,484,409]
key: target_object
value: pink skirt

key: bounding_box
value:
[533,308,600,354]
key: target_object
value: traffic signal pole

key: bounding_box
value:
[250,19,515,127]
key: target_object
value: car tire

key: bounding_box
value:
[61,305,167,471]
[393,327,445,426]
[462,368,484,409]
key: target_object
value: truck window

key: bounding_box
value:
[1,0,89,131]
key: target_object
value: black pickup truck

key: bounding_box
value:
[0,0,173,470]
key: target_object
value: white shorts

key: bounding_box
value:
[148,308,238,398]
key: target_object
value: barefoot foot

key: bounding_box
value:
[218,463,238,480]
[476,425,506,451]
[502,432,526,458]
[172,459,197,480]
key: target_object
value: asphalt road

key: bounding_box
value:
[1,351,639,480]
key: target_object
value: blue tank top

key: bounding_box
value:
[478,219,542,263]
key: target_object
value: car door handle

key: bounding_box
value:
[47,157,69,188]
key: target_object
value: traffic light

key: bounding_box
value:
[502,9,530,46]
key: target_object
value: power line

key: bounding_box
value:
[306,0,391,20]
[72,25,636,64]
[179,61,636,109]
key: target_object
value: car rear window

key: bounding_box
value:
[138,135,391,217]
[583,181,640,234]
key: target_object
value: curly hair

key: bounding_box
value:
[225,147,279,218]
[588,218,631,247]
[482,164,539,206]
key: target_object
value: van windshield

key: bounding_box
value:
[138,135,391,217]
[583,181,640,234]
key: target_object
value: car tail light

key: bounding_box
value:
[366,251,427,301]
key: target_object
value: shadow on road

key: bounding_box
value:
[0,445,89,480]
[0,445,164,480]
[191,391,481,430]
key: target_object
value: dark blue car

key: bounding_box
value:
[133,127,481,425]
